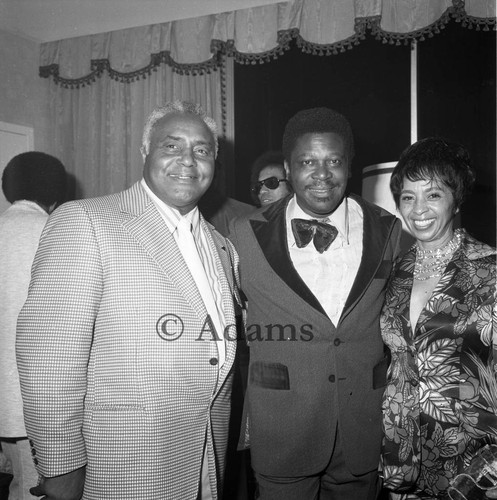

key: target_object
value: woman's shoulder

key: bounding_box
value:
[459,229,496,262]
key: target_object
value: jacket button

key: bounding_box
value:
[209,357,218,366]
[334,338,342,346]
[33,457,38,465]
[328,374,335,383]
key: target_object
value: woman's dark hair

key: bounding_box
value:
[249,150,287,205]
[390,137,476,209]
[2,151,67,206]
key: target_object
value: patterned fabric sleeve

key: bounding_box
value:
[16,201,102,477]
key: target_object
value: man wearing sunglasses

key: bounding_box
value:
[230,107,402,499]
[250,151,293,207]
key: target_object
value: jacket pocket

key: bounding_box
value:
[250,361,290,390]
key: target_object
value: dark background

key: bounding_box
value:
[233,21,496,246]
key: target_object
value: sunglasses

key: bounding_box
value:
[252,176,288,194]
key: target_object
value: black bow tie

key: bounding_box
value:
[291,218,338,253]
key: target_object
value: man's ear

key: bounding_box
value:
[140,145,147,161]
[284,160,291,179]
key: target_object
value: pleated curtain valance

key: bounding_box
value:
[39,0,496,87]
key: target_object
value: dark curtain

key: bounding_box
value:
[234,21,496,245]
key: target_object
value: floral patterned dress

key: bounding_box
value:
[381,229,497,499]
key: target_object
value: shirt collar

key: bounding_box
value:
[287,194,349,244]
[13,199,49,214]
[140,178,200,235]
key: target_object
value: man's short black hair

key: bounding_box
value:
[282,107,355,163]
[2,151,67,206]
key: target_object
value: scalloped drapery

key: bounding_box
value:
[40,0,495,86]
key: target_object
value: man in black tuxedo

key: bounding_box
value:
[230,107,402,499]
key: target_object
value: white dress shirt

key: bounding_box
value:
[141,180,227,499]
[140,179,226,366]
[286,195,363,325]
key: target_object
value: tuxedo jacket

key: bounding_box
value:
[16,181,240,500]
[229,194,401,477]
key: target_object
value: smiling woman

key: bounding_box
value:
[398,178,458,253]
[381,138,497,499]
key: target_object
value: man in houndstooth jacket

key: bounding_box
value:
[16,101,241,500]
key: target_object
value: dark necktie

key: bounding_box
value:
[291,218,338,253]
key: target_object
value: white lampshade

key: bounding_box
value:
[361,161,397,215]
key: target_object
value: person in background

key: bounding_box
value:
[16,101,241,500]
[381,138,497,499]
[200,184,255,238]
[0,151,67,500]
[250,150,292,207]
[230,107,402,499]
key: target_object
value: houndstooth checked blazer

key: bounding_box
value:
[16,181,240,500]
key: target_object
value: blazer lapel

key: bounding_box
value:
[201,217,238,381]
[414,244,471,340]
[401,243,465,341]
[119,182,210,324]
[207,220,242,309]
[393,248,417,339]
[341,195,398,321]
[250,197,326,316]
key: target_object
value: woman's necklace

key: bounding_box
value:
[413,230,462,281]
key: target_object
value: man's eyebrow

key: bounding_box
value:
[193,140,213,148]
[159,135,212,147]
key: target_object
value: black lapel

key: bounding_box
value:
[341,195,399,318]
[250,197,326,316]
